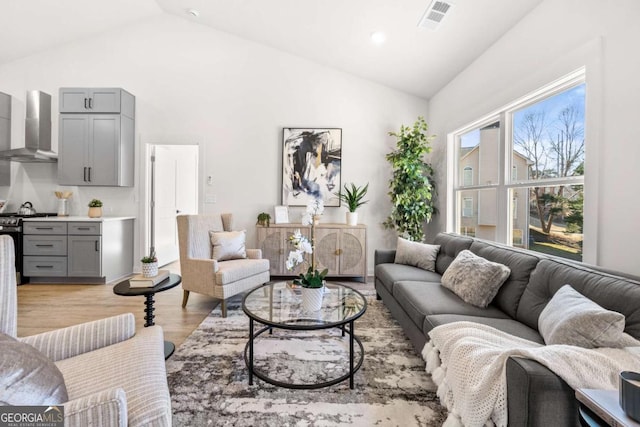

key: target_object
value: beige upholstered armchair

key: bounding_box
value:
[0,235,171,426]
[177,213,270,317]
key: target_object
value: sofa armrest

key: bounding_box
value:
[247,249,262,259]
[374,249,396,266]
[506,357,578,427]
[20,313,136,362]
[64,387,127,427]
[181,257,219,293]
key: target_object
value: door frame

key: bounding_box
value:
[140,137,202,269]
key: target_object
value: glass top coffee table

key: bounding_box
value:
[242,281,367,389]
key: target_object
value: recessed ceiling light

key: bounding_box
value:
[370,31,386,44]
[187,8,200,18]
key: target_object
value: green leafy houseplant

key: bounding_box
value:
[383,116,436,241]
[256,212,271,227]
[293,266,329,289]
[141,249,157,264]
[335,183,369,212]
[88,199,103,208]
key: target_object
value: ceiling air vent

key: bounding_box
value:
[418,0,454,30]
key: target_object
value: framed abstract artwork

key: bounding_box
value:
[282,127,342,207]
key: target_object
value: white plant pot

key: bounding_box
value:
[346,211,358,226]
[301,286,324,312]
[142,262,159,278]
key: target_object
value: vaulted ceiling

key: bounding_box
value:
[0,0,542,99]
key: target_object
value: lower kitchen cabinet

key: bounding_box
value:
[256,223,367,280]
[23,217,134,283]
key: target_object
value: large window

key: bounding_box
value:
[452,70,585,261]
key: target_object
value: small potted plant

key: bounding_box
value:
[256,212,271,227]
[287,229,328,311]
[335,183,369,226]
[88,199,103,218]
[141,249,158,278]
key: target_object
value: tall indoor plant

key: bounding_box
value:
[335,182,369,226]
[383,116,436,242]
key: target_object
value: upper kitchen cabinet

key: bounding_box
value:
[58,88,134,187]
[0,92,10,186]
[59,88,134,116]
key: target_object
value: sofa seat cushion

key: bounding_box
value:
[215,258,270,285]
[423,314,544,344]
[375,263,441,294]
[56,326,171,427]
[393,281,510,330]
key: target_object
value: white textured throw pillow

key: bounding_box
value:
[210,230,247,261]
[441,250,511,308]
[394,237,441,272]
[538,284,640,348]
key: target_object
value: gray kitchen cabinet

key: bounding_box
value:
[68,235,102,277]
[23,218,134,283]
[59,88,128,114]
[58,88,134,187]
[0,92,10,186]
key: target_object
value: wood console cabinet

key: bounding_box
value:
[58,88,135,186]
[256,223,366,280]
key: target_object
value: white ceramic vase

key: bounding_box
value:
[301,286,324,312]
[346,211,358,226]
[142,262,159,278]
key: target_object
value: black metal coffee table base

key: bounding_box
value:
[244,318,365,390]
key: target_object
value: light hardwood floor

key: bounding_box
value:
[17,262,219,348]
[16,263,374,349]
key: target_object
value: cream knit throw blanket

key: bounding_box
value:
[422,321,640,427]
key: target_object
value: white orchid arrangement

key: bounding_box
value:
[286,198,328,288]
[301,198,324,226]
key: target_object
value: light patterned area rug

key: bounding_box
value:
[166,288,447,426]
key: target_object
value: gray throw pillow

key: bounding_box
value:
[0,332,68,405]
[394,237,441,272]
[538,284,640,348]
[210,230,247,261]
[441,249,511,308]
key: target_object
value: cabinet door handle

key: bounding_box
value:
[335,249,343,256]
[36,265,54,269]
[88,167,91,182]
[88,98,93,109]
[83,167,87,182]
[35,244,54,247]
[77,227,90,230]
[95,241,99,252]
[35,227,53,230]
[84,98,88,109]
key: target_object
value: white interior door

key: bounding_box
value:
[153,145,198,266]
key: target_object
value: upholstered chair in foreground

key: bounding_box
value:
[177,213,270,317]
[0,235,171,426]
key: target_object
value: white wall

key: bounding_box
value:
[427,0,640,276]
[0,14,428,274]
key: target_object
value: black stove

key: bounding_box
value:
[0,212,57,284]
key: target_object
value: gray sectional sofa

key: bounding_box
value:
[374,232,640,427]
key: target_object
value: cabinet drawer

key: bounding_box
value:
[23,256,67,277]
[68,222,101,235]
[23,222,67,235]
[23,235,67,256]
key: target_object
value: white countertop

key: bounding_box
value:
[23,216,135,222]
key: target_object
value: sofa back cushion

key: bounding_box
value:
[517,258,640,338]
[469,241,541,318]
[434,233,473,275]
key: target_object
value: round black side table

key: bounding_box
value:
[113,273,181,359]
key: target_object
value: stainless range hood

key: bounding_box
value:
[0,90,57,163]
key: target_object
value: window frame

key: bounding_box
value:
[448,68,586,251]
